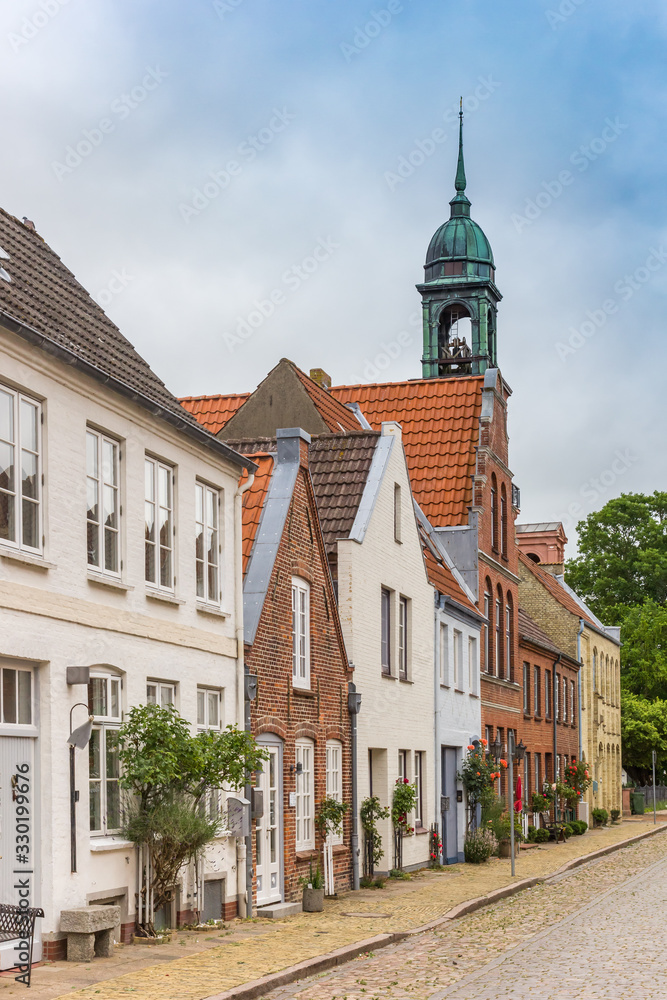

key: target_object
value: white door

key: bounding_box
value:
[255,746,281,906]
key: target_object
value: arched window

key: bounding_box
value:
[505,591,514,682]
[490,474,498,552]
[496,585,504,678]
[500,484,508,559]
[484,578,492,674]
[592,650,597,693]
[88,669,123,836]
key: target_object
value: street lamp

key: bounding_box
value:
[490,735,503,761]
[67,702,94,873]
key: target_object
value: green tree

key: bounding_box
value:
[564,492,667,623]
[620,691,667,781]
[620,600,667,700]
[118,704,267,933]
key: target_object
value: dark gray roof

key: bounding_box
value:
[0,209,252,471]
[308,432,379,557]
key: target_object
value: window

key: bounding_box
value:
[562,677,568,724]
[292,577,310,688]
[468,636,478,695]
[145,457,174,591]
[484,583,492,674]
[0,385,41,552]
[326,740,343,845]
[381,588,391,675]
[571,679,576,723]
[398,597,408,681]
[414,751,424,828]
[545,670,551,719]
[0,664,32,724]
[523,662,530,714]
[393,483,401,542]
[398,749,408,783]
[295,740,314,850]
[88,673,122,836]
[592,650,597,692]
[495,595,502,677]
[505,598,513,681]
[484,725,492,747]
[500,484,508,559]
[197,687,221,729]
[195,482,220,605]
[439,622,449,686]
[453,630,463,689]
[490,474,498,551]
[147,681,175,707]
[534,666,540,715]
[534,753,541,792]
[86,430,120,575]
[524,752,530,801]
[555,673,560,720]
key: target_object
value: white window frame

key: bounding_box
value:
[295,739,314,850]
[563,677,568,724]
[326,740,343,846]
[414,751,424,829]
[571,679,576,723]
[523,662,530,714]
[534,665,540,715]
[86,429,120,577]
[197,687,222,730]
[147,680,176,708]
[468,635,478,695]
[145,456,175,592]
[453,629,463,690]
[381,587,392,676]
[439,622,449,686]
[398,748,408,783]
[195,481,221,606]
[0,664,33,725]
[0,384,41,554]
[398,596,409,681]
[505,603,512,680]
[292,577,310,689]
[484,590,491,674]
[495,597,502,676]
[88,672,122,837]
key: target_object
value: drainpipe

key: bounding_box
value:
[348,680,362,891]
[234,471,255,918]
[577,619,584,761]
[552,654,561,822]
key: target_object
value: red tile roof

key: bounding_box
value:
[518,551,600,631]
[331,377,483,526]
[180,392,250,435]
[291,363,362,433]
[240,454,274,574]
[423,547,479,616]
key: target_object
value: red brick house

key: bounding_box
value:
[239,428,353,913]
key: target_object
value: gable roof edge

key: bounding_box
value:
[348,433,394,543]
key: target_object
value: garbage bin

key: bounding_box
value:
[630,792,645,815]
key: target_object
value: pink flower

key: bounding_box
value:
[404,778,409,784]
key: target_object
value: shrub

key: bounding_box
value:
[569,819,586,835]
[464,828,497,863]
[527,824,537,843]
[534,828,550,843]
[530,791,551,813]
[592,808,609,827]
[563,824,573,838]
[577,820,588,834]
[360,796,390,868]
[392,779,417,836]
[611,809,621,822]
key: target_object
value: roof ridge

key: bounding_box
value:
[331,374,485,391]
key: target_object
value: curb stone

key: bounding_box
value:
[203,825,667,1000]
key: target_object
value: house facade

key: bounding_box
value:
[0,209,252,962]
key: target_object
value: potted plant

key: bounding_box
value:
[300,862,325,912]
[610,809,621,823]
[495,813,522,857]
[592,807,608,828]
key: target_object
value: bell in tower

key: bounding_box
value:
[418,103,501,378]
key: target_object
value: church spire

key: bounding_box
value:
[450,98,471,218]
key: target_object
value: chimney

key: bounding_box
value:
[516,522,568,576]
[276,427,311,470]
[310,368,331,391]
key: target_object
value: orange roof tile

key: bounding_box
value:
[331,377,483,526]
[518,551,601,632]
[291,364,362,433]
[240,453,274,574]
[180,392,250,435]
[423,547,479,616]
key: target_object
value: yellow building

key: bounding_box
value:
[516,524,621,818]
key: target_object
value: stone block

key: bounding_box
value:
[66,932,95,962]
[60,905,120,934]
[94,927,114,958]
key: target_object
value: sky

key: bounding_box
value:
[1,0,666,551]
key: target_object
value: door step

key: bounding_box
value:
[256,901,303,919]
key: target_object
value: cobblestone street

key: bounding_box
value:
[256,831,667,1000]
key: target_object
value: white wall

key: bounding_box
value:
[0,330,245,942]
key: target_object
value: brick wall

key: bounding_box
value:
[247,459,353,904]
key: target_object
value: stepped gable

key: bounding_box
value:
[0,208,249,468]
[331,375,483,526]
[180,392,250,435]
[308,432,380,557]
[239,454,274,573]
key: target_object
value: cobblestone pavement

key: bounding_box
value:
[1,820,661,1000]
[258,832,667,1000]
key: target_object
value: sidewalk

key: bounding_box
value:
[9,818,666,1000]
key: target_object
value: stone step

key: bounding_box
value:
[256,901,302,919]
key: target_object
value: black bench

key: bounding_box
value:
[0,904,45,986]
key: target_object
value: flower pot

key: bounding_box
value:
[499,839,520,858]
[302,887,324,912]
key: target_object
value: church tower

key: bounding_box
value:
[418,107,501,378]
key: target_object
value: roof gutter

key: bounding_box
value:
[577,618,585,761]
[0,309,256,473]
